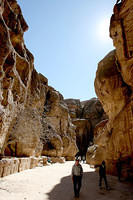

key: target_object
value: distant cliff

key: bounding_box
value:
[64,98,107,155]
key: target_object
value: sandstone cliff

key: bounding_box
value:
[65,98,107,156]
[0,0,77,160]
[87,0,133,178]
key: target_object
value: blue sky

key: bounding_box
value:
[17,0,116,100]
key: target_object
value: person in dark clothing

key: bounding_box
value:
[99,160,108,190]
[72,159,83,198]
[116,158,122,181]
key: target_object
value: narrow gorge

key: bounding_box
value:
[0,0,132,182]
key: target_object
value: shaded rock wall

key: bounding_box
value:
[72,119,91,155]
[0,0,77,160]
[64,98,107,155]
[88,0,133,178]
[81,98,107,131]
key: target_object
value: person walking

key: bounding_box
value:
[99,160,108,190]
[72,159,83,198]
[116,158,122,181]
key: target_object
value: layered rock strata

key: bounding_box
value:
[87,0,133,178]
[0,0,77,161]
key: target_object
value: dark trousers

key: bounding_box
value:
[73,175,82,196]
[99,175,108,188]
[117,169,122,181]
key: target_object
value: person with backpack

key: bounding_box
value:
[116,158,122,181]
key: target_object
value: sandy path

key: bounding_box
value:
[0,161,133,200]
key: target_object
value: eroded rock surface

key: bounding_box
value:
[64,99,82,119]
[87,0,133,178]
[0,0,77,160]
[65,98,107,155]
[81,98,107,130]
[72,119,91,155]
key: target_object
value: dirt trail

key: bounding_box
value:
[0,161,133,200]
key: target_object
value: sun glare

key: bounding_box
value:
[97,18,110,42]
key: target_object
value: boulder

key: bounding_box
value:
[50,157,65,164]
[42,156,48,165]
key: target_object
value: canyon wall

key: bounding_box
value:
[0,0,77,160]
[87,0,133,178]
[1,0,132,180]
[65,98,107,156]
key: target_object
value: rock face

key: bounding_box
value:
[41,88,77,160]
[81,98,107,131]
[88,0,133,178]
[0,0,77,160]
[72,119,91,155]
[64,99,82,119]
[64,98,107,156]
[110,0,133,87]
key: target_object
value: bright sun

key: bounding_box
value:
[97,18,110,42]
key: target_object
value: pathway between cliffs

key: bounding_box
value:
[0,161,133,200]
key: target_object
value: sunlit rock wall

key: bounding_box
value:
[0,0,42,155]
[41,88,78,160]
[0,0,77,159]
[88,0,133,178]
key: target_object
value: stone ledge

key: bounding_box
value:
[50,157,65,163]
[0,156,66,178]
[0,156,48,178]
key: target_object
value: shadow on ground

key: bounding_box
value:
[47,171,133,200]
